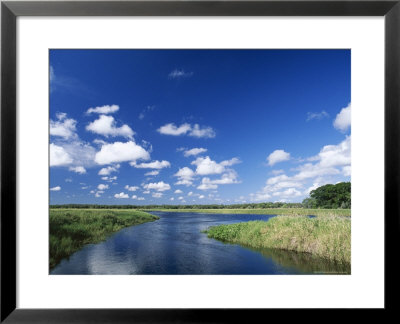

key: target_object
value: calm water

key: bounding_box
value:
[51,212,350,275]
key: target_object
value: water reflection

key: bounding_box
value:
[51,212,350,275]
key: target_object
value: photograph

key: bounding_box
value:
[49,49,351,275]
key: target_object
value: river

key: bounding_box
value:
[51,211,350,275]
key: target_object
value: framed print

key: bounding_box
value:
[1,0,399,321]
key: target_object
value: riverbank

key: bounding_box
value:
[205,216,351,265]
[144,208,350,217]
[50,209,159,269]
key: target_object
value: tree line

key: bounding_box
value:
[302,182,351,209]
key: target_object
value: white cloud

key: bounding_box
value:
[131,160,170,169]
[50,143,73,166]
[272,188,302,198]
[188,191,193,196]
[143,181,171,192]
[86,104,119,115]
[145,170,160,176]
[168,69,193,79]
[197,178,218,190]
[191,156,239,175]
[50,112,77,140]
[50,186,61,191]
[174,167,195,186]
[174,189,183,194]
[157,123,215,138]
[342,165,351,177]
[152,192,163,198]
[95,191,104,198]
[101,176,117,182]
[189,124,216,138]
[125,185,139,192]
[267,149,291,166]
[307,111,329,121]
[183,147,207,157]
[97,184,109,190]
[178,196,184,200]
[333,103,351,132]
[137,197,145,201]
[114,192,129,199]
[131,195,137,199]
[86,115,134,138]
[170,197,175,201]
[199,195,205,199]
[95,141,150,165]
[98,165,120,175]
[69,166,86,174]
[157,123,191,136]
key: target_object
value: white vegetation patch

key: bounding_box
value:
[157,123,215,138]
[131,160,170,169]
[114,192,129,199]
[86,104,119,115]
[174,167,195,186]
[183,147,207,157]
[50,143,73,166]
[86,115,134,139]
[143,181,171,192]
[50,112,77,140]
[125,185,139,192]
[95,141,150,165]
[333,103,351,132]
[69,166,86,174]
[50,186,61,191]
[267,149,291,166]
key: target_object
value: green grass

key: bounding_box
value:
[205,216,351,265]
[49,208,159,269]
[144,208,351,217]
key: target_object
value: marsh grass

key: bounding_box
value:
[49,209,159,269]
[205,216,351,265]
[146,208,350,217]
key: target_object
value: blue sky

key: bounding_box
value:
[49,49,351,205]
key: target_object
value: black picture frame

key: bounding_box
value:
[1,0,398,322]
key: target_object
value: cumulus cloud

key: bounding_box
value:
[98,165,120,175]
[69,166,86,174]
[197,170,239,190]
[143,181,171,192]
[50,186,61,191]
[157,123,215,138]
[125,185,139,192]
[50,112,77,140]
[252,137,351,202]
[131,160,170,169]
[333,103,351,132]
[191,156,240,175]
[86,115,134,138]
[267,150,291,166]
[174,167,195,186]
[50,143,73,166]
[86,104,119,115]
[94,141,150,165]
[174,189,183,194]
[114,192,129,199]
[152,192,163,198]
[183,147,207,157]
[97,184,109,190]
[197,178,218,190]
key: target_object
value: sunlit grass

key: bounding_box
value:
[49,209,159,269]
[205,216,351,265]
[146,208,351,217]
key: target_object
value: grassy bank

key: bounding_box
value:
[50,209,159,269]
[205,216,351,265]
[145,208,350,217]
